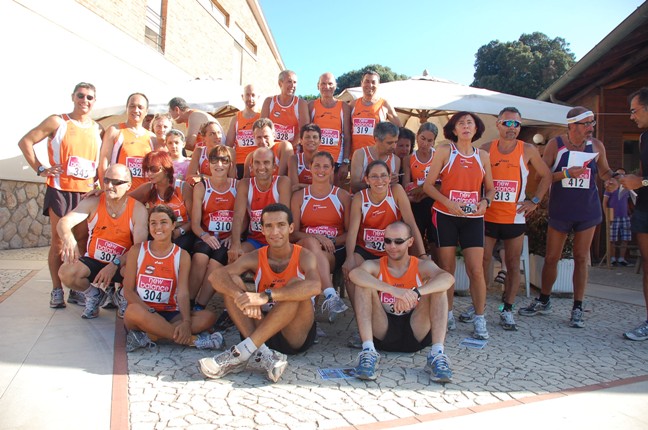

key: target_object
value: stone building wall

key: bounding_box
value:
[0,180,50,250]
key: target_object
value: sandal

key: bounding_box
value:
[494,270,507,284]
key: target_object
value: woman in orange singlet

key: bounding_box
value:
[122,205,222,352]
[422,112,495,340]
[129,151,194,254]
[189,146,238,310]
[186,121,236,185]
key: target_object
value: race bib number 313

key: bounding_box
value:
[493,180,519,203]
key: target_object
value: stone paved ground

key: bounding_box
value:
[126,289,648,430]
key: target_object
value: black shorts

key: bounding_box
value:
[484,222,526,240]
[236,163,245,179]
[333,246,346,271]
[354,245,382,261]
[43,186,84,217]
[192,239,228,265]
[79,256,124,283]
[266,320,317,355]
[411,197,437,243]
[174,231,196,254]
[157,310,180,322]
[374,312,432,353]
[433,211,484,249]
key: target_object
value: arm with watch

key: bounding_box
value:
[518,142,552,215]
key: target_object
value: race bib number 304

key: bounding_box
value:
[137,274,172,304]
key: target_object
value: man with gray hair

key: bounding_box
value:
[168,96,225,151]
[261,70,309,149]
[619,87,648,340]
[349,121,401,193]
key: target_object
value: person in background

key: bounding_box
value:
[168,96,226,150]
[226,84,261,178]
[166,129,190,181]
[603,168,631,266]
[150,113,173,151]
[288,124,321,192]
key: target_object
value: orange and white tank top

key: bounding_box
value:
[197,146,212,176]
[85,195,135,263]
[247,176,280,243]
[150,181,189,224]
[378,256,423,315]
[47,114,101,192]
[351,98,386,154]
[361,147,397,175]
[358,188,400,256]
[201,178,237,238]
[300,186,344,239]
[135,241,182,312]
[255,244,304,293]
[433,144,485,217]
[296,153,313,185]
[410,149,435,186]
[485,140,528,224]
[234,111,261,164]
[111,123,154,189]
[268,96,300,142]
[311,99,344,163]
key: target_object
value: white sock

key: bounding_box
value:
[322,287,337,299]
[474,314,485,321]
[256,343,271,355]
[429,343,444,357]
[448,310,454,319]
[362,341,376,352]
[83,285,99,296]
[235,337,258,361]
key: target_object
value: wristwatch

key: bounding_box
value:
[482,197,491,208]
[642,178,648,187]
[342,158,351,165]
[264,289,274,303]
[37,165,46,176]
[531,196,540,205]
[111,257,121,267]
[179,227,186,236]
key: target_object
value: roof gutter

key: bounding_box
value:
[537,2,648,102]
[247,0,285,71]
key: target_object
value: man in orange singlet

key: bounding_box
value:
[309,72,352,186]
[349,221,454,383]
[226,84,261,178]
[241,118,293,178]
[57,164,149,320]
[260,70,309,149]
[349,70,401,156]
[168,96,226,151]
[199,203,321,383]
[350,121,402,193]
[18,82,103,309]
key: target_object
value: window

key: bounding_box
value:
[198,0,230,27]
[145,0,165,52]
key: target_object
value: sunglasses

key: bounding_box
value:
[76,93,95,101]
[499,120,521,128]
[575,120,596,127]
[103,177,130,186]
[383,237,411,245]
[146,166,163,173]
[209,156,231,164]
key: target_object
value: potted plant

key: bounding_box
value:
[526,201,575,295]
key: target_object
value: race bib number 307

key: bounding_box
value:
[92,238,126,263]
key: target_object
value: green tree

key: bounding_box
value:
[335,64,408,95]
[472,32,576,98]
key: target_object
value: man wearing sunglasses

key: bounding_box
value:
[476,107,551,331]
[619,87,648,341]
[18,82,103,309]
[57,164,148,319]
[348,221,454,383]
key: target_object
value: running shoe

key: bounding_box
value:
[354,349,380,381]
[67,289,86,306]
[518,298,552,316]
[623,321,648,341]
[194,332,225,350]
[82,288,106,319]
[447,313,456,331]
[321,293,349,323]
[199,346,248,379]
[458,305,475,323]
[247,348,288,382]
[126,330,156,352]
[213,310,234,331]
[499,310,518,331]
[473,316,490,340]
[115,287,127,319]
[425,353,453,383]
[50,289,66,308]
[569,308,585,328]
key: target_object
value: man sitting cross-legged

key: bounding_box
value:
[199,203,321,382]
[349,221,455,383]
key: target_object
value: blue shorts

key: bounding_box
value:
[610,217,631,242]
[548,217,601,233]
[632,209,648,234]
[245,237,266,250]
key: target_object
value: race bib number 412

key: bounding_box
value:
[561,168,591,189]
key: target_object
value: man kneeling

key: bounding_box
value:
[349,221,455,383]
[199,203,321,382]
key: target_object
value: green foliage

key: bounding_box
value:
[335,64,408,95]
[472,32,576,98]
[300,94,318,102]
[526,199,574,259]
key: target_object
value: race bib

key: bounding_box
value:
[305,225,338,239]
[92,238,127,263]
[320,129,340,146]
[126,157,143,178]
[379,291,413,316]
[173,209,183,223]
[66,156,96,180]
[136,274,172,304]
[353,118,375,136]
[449,190,479,214]
[250,209,263,232]
[274,124,294,142]
[493,180,519,203]
[236,129,256,147]
[363,228,385,252]
[561,168,591,189]
[208,210,234,233]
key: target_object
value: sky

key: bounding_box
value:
[258,0,645,97]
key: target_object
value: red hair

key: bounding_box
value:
[142,151,175,203]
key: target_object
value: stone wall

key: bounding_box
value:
[0,180,50,250]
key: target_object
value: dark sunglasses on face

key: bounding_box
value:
[103,177,130,186]
[146,166,163,173]
[499,120,521,128]
[209,156,231,164]
[76,93,95,101]
[383,237,411,245]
